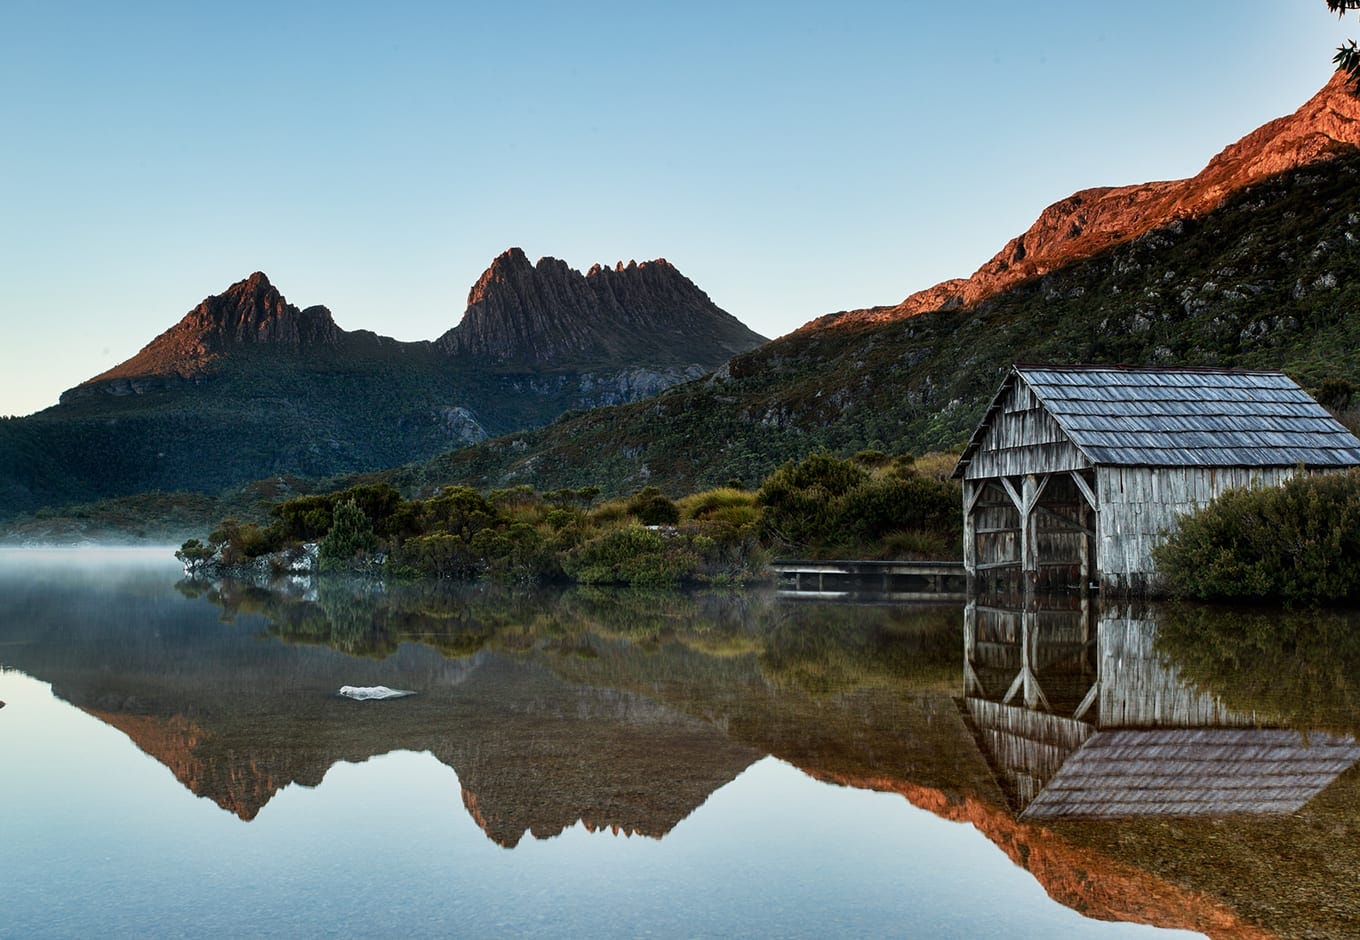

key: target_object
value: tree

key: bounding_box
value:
[1328,0,1360,92]
[318,498,378,571]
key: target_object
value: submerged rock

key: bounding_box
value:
[338,686,415,701]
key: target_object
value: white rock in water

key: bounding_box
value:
[338,685,415,701]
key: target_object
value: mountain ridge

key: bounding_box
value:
[67,250,764,403]
[438,247,765,368]
[0,250,766,518]
[814,70,1360,330]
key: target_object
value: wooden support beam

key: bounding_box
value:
[1069,470,1098,512]
[999,477,1024,514]
[964,478,986,516]
[1073,680,1099,721]
[1022,475,1039,594]
[962,480,978,579]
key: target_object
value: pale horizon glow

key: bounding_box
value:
[0,2,1354,416]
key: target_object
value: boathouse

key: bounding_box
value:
[953,365,1360,594]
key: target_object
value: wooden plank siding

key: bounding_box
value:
[956,365,1360,597]
[963,379,1093,481]
[1096,466,1297,593]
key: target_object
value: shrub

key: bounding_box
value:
[319,498,378,572]
[1152,469,1360,605]
[423,485,495,537]
[175,538,214,565]
[396,532,479,579]
[563,525,698,585]
[678,487,758,522]
[757,451,959,558]
[627,487,681,525]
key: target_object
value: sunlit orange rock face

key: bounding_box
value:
[82,709,285,821]
[819,72,1360,331]
[75,272,340,393]
[437,247,766,368]
[805,769,1275,940]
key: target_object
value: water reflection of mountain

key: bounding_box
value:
[6,563,1360,938]
[3,572,981,846]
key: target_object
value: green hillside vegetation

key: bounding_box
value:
[0,339,664,518]
[388,153,1360,497]
[180,451,961,585]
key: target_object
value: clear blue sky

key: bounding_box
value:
[0,1,1353,416]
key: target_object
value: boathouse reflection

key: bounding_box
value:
[963,596,1360,820]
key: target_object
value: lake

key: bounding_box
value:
[1,549,1357,939]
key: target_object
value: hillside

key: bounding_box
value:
[8,76,1360,539]
[820,71,1360,327]
[384,81,1360,497]
[0,252,764,519]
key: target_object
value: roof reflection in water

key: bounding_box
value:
[963,597,1360,820]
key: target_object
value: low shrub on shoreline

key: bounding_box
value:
[178,450,961,585]
[1152,468,1360,605]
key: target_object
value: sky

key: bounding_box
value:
[0,1,1354,417]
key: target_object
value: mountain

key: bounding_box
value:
[438,247,763,368]
[69,272,341,397]
[0,252,765,519]
[375,74,1360,498]
[822,70,1360,328]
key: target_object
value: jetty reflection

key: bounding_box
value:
[964,598,1360,821]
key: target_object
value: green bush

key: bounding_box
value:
[758,451,959,558]
[563,525,698,585]
[394,532,479,579]
[319,498,378,572]
[626,487,681,525]
[1152,469,1360,605]
[175,537,214,564]
[678,487,758,522]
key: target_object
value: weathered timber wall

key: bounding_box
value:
[1096,612,1255,728]
[964,379,1093,481]
[1096,466,1297,590]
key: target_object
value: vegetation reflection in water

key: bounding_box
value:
[1156,603,1360,738]
[10,558,1360,939]
[178,576,963,693]
[168,575,1360,939]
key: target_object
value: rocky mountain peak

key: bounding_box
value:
[181,272,339,349]
[73,273,340,394]
[439,249,766,369]
[822,71,1360,329]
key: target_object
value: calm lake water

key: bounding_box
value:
[2,549,1358,939]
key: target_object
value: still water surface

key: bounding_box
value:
[2,549,1357,938]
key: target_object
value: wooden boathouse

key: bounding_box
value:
[953,365,1360,594]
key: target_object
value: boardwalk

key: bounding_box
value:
[771,559,966,600]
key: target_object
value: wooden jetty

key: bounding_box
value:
[772,559,966,600]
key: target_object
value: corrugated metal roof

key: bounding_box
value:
[954,365,1360,475]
